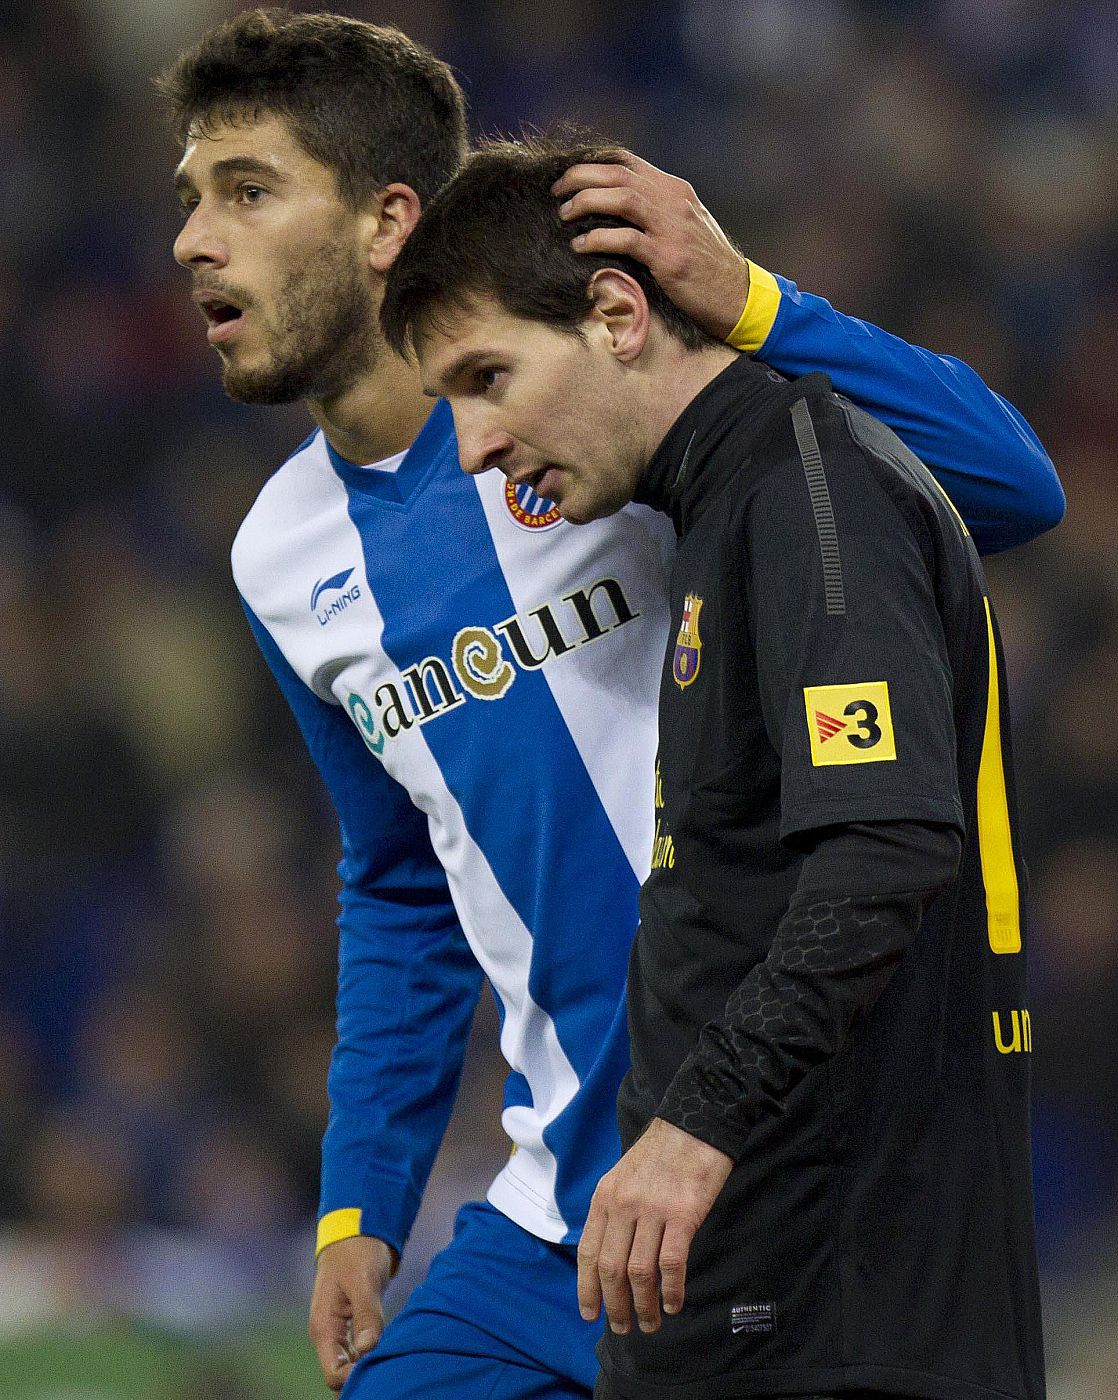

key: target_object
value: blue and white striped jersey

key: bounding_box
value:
[231,279,1062,1255]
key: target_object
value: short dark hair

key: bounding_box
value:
[380,134,718,356]
[155,8,468,206]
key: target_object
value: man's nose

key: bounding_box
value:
[173,202,228,270]
[454,411,515,477]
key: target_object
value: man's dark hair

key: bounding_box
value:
[381,135,718,356]
[156,8,468,206]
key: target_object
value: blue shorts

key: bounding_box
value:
[342,1200,600,1400]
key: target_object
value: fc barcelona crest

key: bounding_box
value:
[673,593,703,689]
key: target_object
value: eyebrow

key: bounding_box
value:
[173,155,288,196]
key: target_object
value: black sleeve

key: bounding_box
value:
[744,404,965,839]
[656,820,961,1160]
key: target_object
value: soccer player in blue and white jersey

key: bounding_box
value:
[160,11,1062,1400]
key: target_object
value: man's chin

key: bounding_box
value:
[558,489,629,527]
[557,499,596,526]
[220,360,308,406]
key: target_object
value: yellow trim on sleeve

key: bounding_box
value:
[725,261,782,354]
[977,596,1021,954]
[316,1208,363,1258]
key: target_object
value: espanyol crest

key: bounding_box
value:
[673,593,703,689]
[505,478,563,531]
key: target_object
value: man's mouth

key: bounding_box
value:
[525,466,563,503]
[194,292,246,344]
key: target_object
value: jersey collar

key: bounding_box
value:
[324,397,456,504]
[635,356,831,532]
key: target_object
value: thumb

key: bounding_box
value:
[352,1298,385,1356]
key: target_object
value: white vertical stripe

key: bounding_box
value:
[233,434,578,1239]
[475,472,674,882]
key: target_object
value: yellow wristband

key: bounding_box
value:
[315,1208,362,1258]
[725,261,782,355]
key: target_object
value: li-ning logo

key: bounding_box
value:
[312,567,362,626]
[505,479,562,531]
[730,1301,774,1337]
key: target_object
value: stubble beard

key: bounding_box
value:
[220,239,379,406]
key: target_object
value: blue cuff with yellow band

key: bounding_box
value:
[725,261,782,355]
[316,1207,363,1258]
[315,1208,401,1276]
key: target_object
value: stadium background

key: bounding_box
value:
[0,0,1114,1394]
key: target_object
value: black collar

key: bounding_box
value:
[635,355,832,532]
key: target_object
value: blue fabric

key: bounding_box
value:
[338,420,637,1241]
[241,599,483,1254]
[762,276,1065,554]
[343,1201,599,1400]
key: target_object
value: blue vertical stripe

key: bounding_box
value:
[333,406,637,1237]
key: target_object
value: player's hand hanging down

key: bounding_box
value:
[553,152,750,342]
[577,1117,733,1335]
[309,1235,396,1391]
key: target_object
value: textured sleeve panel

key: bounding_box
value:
[656,822,959,1161]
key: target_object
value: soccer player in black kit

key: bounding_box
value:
[383,137,1048,1400]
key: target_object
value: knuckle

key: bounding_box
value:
[598,1258,624,1283]
[627,1260,655,1284]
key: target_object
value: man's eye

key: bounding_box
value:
[240,184,266,204]
[478,368,505,391]
[179,198,199,218]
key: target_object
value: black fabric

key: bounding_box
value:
[659,821,960,1157]
[596,1381,898,1400]
[602,358,1044,1400]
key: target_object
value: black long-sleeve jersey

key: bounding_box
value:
[599,356,1044,1400]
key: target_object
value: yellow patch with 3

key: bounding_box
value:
[804,681,897,766]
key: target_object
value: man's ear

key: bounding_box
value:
[587,268,650,363]
[365,183,423,275]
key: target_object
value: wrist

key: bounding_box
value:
[315,1210,400,1277]
[725,261,781,355]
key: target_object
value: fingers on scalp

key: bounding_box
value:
[575,187,653,225]
[574,227,645,258]
[554,162,636,196]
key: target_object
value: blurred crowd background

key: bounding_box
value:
[0,0,1115,1394]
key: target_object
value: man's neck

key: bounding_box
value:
[633,341,740,462]
[309,347,434,465]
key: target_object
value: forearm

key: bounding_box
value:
[657,821,960,1159]
[321,902,483,1255]
[741,268,1064,552]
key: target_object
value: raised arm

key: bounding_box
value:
[553,154,1064,554]
[242,601,483,1391]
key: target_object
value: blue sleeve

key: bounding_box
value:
[761,276,1065,554]
[241,600,483,1256]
